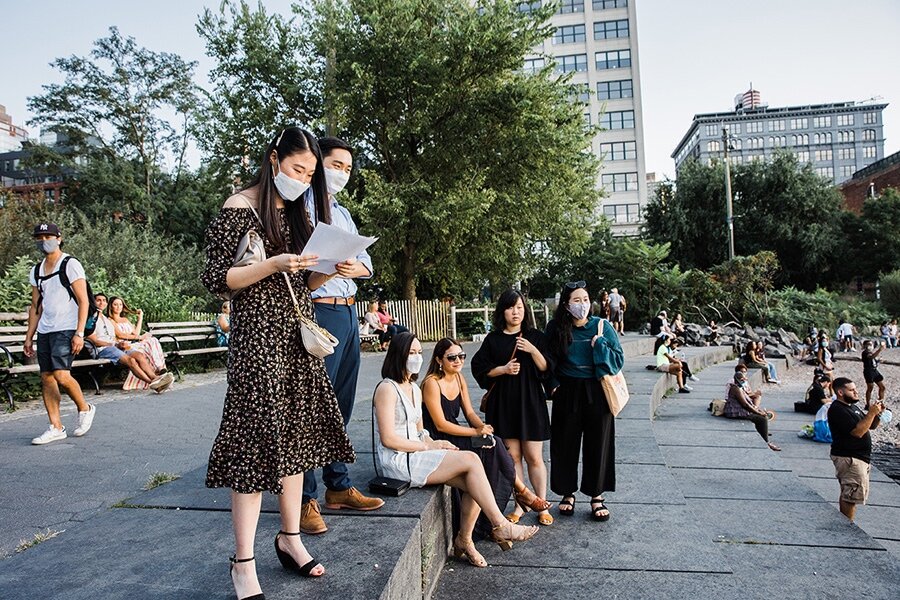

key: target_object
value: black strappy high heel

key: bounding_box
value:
[229,555,265,600]
[274,531,323,577]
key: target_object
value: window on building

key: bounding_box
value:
[769,120,786,132]
[728,155,743,166]
[813,132,832,144]
[813,116,832,128]
[769,136,786,147]
[593,0,627,9]
[557,54,588,73]
[790,118,808,130]
[595,49,631,70]
[724,123,741,135]
[707,140,721,152]
[746,122,764,133]
[517,1,542,13]
[553,24,586,44]
[594,19,629,39]
[705,124,719,137]
[814,149,832,161]
[599,110,635,130]
[568,83,590,104]
[558,0,584,14]
[815,167,834,179]
[840,165,855,178]
[583,112,592,132]
[838,130,855,143]
[863,129,876,141]
[791,133,809,145]
[731,138,742,150]
[523,57,544,74]
[864,112,878,124]
[863,146,877,159]
[599,141,637,160]
[747,137,764,150]
[795,150,810,162]
[836,114,854,127]
[597,79,633,100]
[601,172,639,192]
[603,203,641,224]
[838,147,855,160]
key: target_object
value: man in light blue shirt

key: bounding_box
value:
[301,137,384,534]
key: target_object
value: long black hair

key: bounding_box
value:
[548,281,589,360]
[491,289,534,333]
[382,331,419,383]
[243,127,331,253]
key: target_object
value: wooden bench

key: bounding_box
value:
[0,312,114,410]
[147,321,229,378]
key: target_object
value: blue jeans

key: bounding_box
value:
[303,303,361,501]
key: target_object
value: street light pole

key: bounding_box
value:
[722,126,735,260]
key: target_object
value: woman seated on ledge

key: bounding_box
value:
[725,370,781,451]
[421,338,551,535]
[743,341,780,384]
[374,332,539,568]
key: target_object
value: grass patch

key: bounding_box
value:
[143,472,180,491]
[16,528,64,553]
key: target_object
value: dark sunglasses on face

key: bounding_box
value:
[565,280,586,289]
[445,353,467,362]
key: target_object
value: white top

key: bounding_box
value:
[836,323,853,338]
[94,313,117,345]
[608,292,622,307]
[29,254,86,334]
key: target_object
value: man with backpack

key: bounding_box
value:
[24,222,96,445]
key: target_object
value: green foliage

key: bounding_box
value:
[0,256,36,313]
[311,0,600,300]
[839,188,900,282]
[644,152,845,290]
[0,195,66,273]
[764,287,887,334]
[707,251,780,324]
[879,269,900,317]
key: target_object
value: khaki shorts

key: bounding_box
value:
[656,364,671,373]
[831,455,871,504]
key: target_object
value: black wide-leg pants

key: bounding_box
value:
[550,376,616,497]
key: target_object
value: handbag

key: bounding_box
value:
[596,319,630,417]
[368,381,413,497]
[282,273,339,359]
[479,333,521,413]
[220,196,267,300]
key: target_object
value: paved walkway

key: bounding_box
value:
[1,341,899,599]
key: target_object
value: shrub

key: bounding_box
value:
[764,287,887,335]
[879,269,900,317]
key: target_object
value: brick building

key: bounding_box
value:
[839,150,900,213]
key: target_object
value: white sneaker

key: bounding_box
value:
[682,385,694,391]
[32,425,67,445]
[689,375,700,382]
[150,372,174,393]
[73,404,96,437]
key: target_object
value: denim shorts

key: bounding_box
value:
[36,330,75,373]
[97,344,128,364]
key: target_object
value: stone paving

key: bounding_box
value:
[1,340,899,599]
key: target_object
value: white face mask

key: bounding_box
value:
[566,301,590,321]
[271,163,310,202]
[325,168,350,195]
[406,355,423,376]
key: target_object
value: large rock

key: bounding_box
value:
[754,327,771,338]
[744,324,760,341]
[764,344,786,358]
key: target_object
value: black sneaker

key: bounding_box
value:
[678,387,691,394]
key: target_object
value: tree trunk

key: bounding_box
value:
[402,242,417,333]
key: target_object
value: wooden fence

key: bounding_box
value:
[356,299,451,342]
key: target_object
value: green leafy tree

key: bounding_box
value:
[839,188,900,283]
[312,0,600,307]
[27,27,199,206]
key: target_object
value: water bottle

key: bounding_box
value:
[880,408,893,426]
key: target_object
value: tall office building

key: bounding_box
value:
[524,0,647,235]
[0,105,29,153]
[672,89,888,185]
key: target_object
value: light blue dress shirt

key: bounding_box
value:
[305,190,373,299]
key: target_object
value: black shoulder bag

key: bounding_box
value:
[368,380,412,497]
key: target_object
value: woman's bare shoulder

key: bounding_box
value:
[222,188,259,209]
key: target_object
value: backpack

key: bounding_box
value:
[32,256,100,336]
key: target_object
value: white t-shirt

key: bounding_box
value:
[836,323,853,338]
[94,313,117,345]
[609,292,622,308]
[29,254,86,334]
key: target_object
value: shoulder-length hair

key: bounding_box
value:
[243,127,331,253]
[107,296,135,319]
[382,331,419,383]
[548,281,589,360]
[491,289,533,333]
[425,337,461,380]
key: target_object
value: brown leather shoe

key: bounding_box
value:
[324,486,385,511]
[300,499,328,535]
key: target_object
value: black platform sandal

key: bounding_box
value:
[590,498,610,522]
[558,495,575,516]
[274,531,323,577]
[229,555,265,600]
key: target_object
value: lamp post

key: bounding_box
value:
[722,126,735,260]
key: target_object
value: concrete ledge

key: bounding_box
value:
[649,346,733,419]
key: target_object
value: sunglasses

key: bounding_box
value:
[565,280,587,289]
[445,353,467,362]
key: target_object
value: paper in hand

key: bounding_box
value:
[301,222,377,274]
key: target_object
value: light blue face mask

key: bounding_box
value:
[36,239,59,254]
[271,162,311,202]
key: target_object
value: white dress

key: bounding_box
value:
[374,378,447,487]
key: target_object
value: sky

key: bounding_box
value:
[4,0,900,179]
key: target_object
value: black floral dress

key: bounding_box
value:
[201,208,355,494]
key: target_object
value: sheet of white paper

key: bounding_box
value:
[301,222,378,274]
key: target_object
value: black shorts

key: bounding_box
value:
[36,330,75,373]
[864,369,883,384]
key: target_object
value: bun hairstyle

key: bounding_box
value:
[244,127,331,252]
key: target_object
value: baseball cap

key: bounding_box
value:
[33,223,61,237]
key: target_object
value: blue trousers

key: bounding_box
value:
[303,303,361,501]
